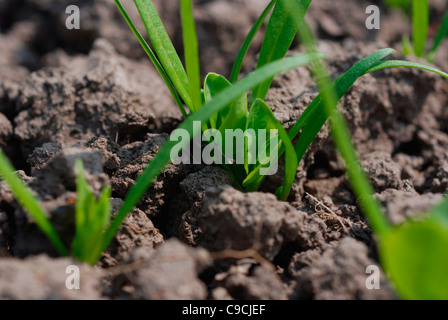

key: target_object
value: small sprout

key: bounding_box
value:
[72,159,112,266]
[386,0,448,62]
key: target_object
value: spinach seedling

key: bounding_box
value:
[114,0,317,201]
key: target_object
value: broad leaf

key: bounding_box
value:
[381,219,448,299]
[243,99,298,200]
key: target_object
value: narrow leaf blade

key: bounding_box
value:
[180,0,202,112]
[0,150,68,256]
[252,0,312,100]
[428,10,448,61]
[135,0,193,108]
[114,0,188,118]
[412,0,429,57]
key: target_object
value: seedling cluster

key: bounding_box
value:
[0,0,447,299]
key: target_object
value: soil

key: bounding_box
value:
[0,0,447,300]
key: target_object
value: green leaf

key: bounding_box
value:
[203,73,248,182]
[244,99,278,175]
[428,196,448,228]
[252,0,312,100]
[134,0,193,109]
[412,0,429,57]
[102,52,324,251]
[230,0,278,83]
[204,73,248,133]
[428,9,448,62]
[296,19,448,301]
[0,150,68,256]
[381,219,448,299]
[72,159,111,265]
[114,0,188,118]
[365,60,448,79]
[180,0,202,112]
[243,99,298,201]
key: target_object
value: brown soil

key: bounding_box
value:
[0,0,447,300]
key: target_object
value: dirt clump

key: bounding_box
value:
[101,199,164,268]
[291,238,396,300]
[198,186,315,260]
[114,239,212,300]
[376,189,443,225]
[212,262,288,300]
[0,255,101,299]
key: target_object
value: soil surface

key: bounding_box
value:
[0,0,447,300]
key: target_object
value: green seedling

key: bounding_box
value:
[72,159,112,265]
[387,0,448,62]
[114,0,316,201]
[0,153,112,265]
[115,0,448,298]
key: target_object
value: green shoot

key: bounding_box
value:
[72,159,112,266]
[102,51,324,250]
[0,150,69,256]
[111,0,321,204]
[412,0,429,57]
[180,0,202,112]
[402,35,415,56]
[2,0,447,282]
[0,151,114,265]
[389,0,448,62]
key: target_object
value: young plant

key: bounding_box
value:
[0,151,111,265]
[0,150,68,257]
[72,159,112,265]
[390,0,448,62]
